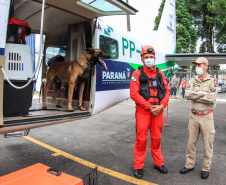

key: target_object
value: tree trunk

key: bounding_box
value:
[207,23,213,53]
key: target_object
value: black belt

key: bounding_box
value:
[136,102,159,105]
[150,102,160,105]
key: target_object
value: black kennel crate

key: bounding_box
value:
[82,167,98,185]
[3,80,34,117]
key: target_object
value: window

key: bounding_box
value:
[45,46,66,66]
[77,0,138,16]
[99,35,118,59]
[80,0,122,12]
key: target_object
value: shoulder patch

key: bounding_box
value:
[194,81,200,87]
[210,87,216,92]
[186,84,191,89]
[131,77,137,81]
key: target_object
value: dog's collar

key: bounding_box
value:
[82,57,91,67]
[82,58,88,66]
[85,56,91,66]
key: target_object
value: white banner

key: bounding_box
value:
[0,0,10,49]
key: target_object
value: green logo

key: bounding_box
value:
[104,26,114,36]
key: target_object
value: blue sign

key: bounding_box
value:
[26,34,36,90]
[0,48,4,56]
[96,60,135,91]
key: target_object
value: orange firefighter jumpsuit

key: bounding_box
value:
[130,65,170,170]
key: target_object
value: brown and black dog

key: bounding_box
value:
[42,48,110,111]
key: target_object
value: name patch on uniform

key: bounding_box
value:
[210,87,216,92]
[152,80,158,86]
[131,77,137,81]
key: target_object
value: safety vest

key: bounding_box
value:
[138,66,166,101]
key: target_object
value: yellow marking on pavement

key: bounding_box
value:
[24,136,158,185]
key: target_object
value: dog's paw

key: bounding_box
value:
[42,106,47,110]
[79,106,86,111]
[68,109,74,112]
[56,104,62,108]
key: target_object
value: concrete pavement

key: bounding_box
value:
[0,97,226,185]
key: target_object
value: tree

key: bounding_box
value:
[154,0,166,30]
[154,0,198,53]
[176,0,198,53]
[185,0,226,53]
[212,0,226,53]
[190,27,198,53]
[199,41,207,53]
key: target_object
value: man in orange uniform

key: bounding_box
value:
[130,46,170,179]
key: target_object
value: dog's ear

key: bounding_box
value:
[85,48,95,54]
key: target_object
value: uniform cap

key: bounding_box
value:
[141,46,155,57]
[192,57,208,65]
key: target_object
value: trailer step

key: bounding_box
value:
[3,129,30,138]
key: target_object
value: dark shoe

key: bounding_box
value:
[134,169,143,179]
[201,171,209,179]
[180,167,194,174]
[154,165,168,174]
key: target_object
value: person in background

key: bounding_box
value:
[179,84,183,99]
[181,77,187,99]
[169,75,179,98]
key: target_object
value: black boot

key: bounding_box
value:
[134,169,143,179]
[154,165,168,174]
[201,171,209,179]
[180,167,194,174]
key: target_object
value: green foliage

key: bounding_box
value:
[190,27,198,44]
[154,0,165,30]
[181,18,191,30]
[177,37,189,53]
[176,42,182,53]
[154,0,226,54]
[190,45,196,53]
[176,24,186,36]
[155,0,225,54]
[185,0,226,53]
[176,0,198,53]
[154,0,198,53]
[217,43,226,53]
[199,42,207,53]
[214,0,226,53]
